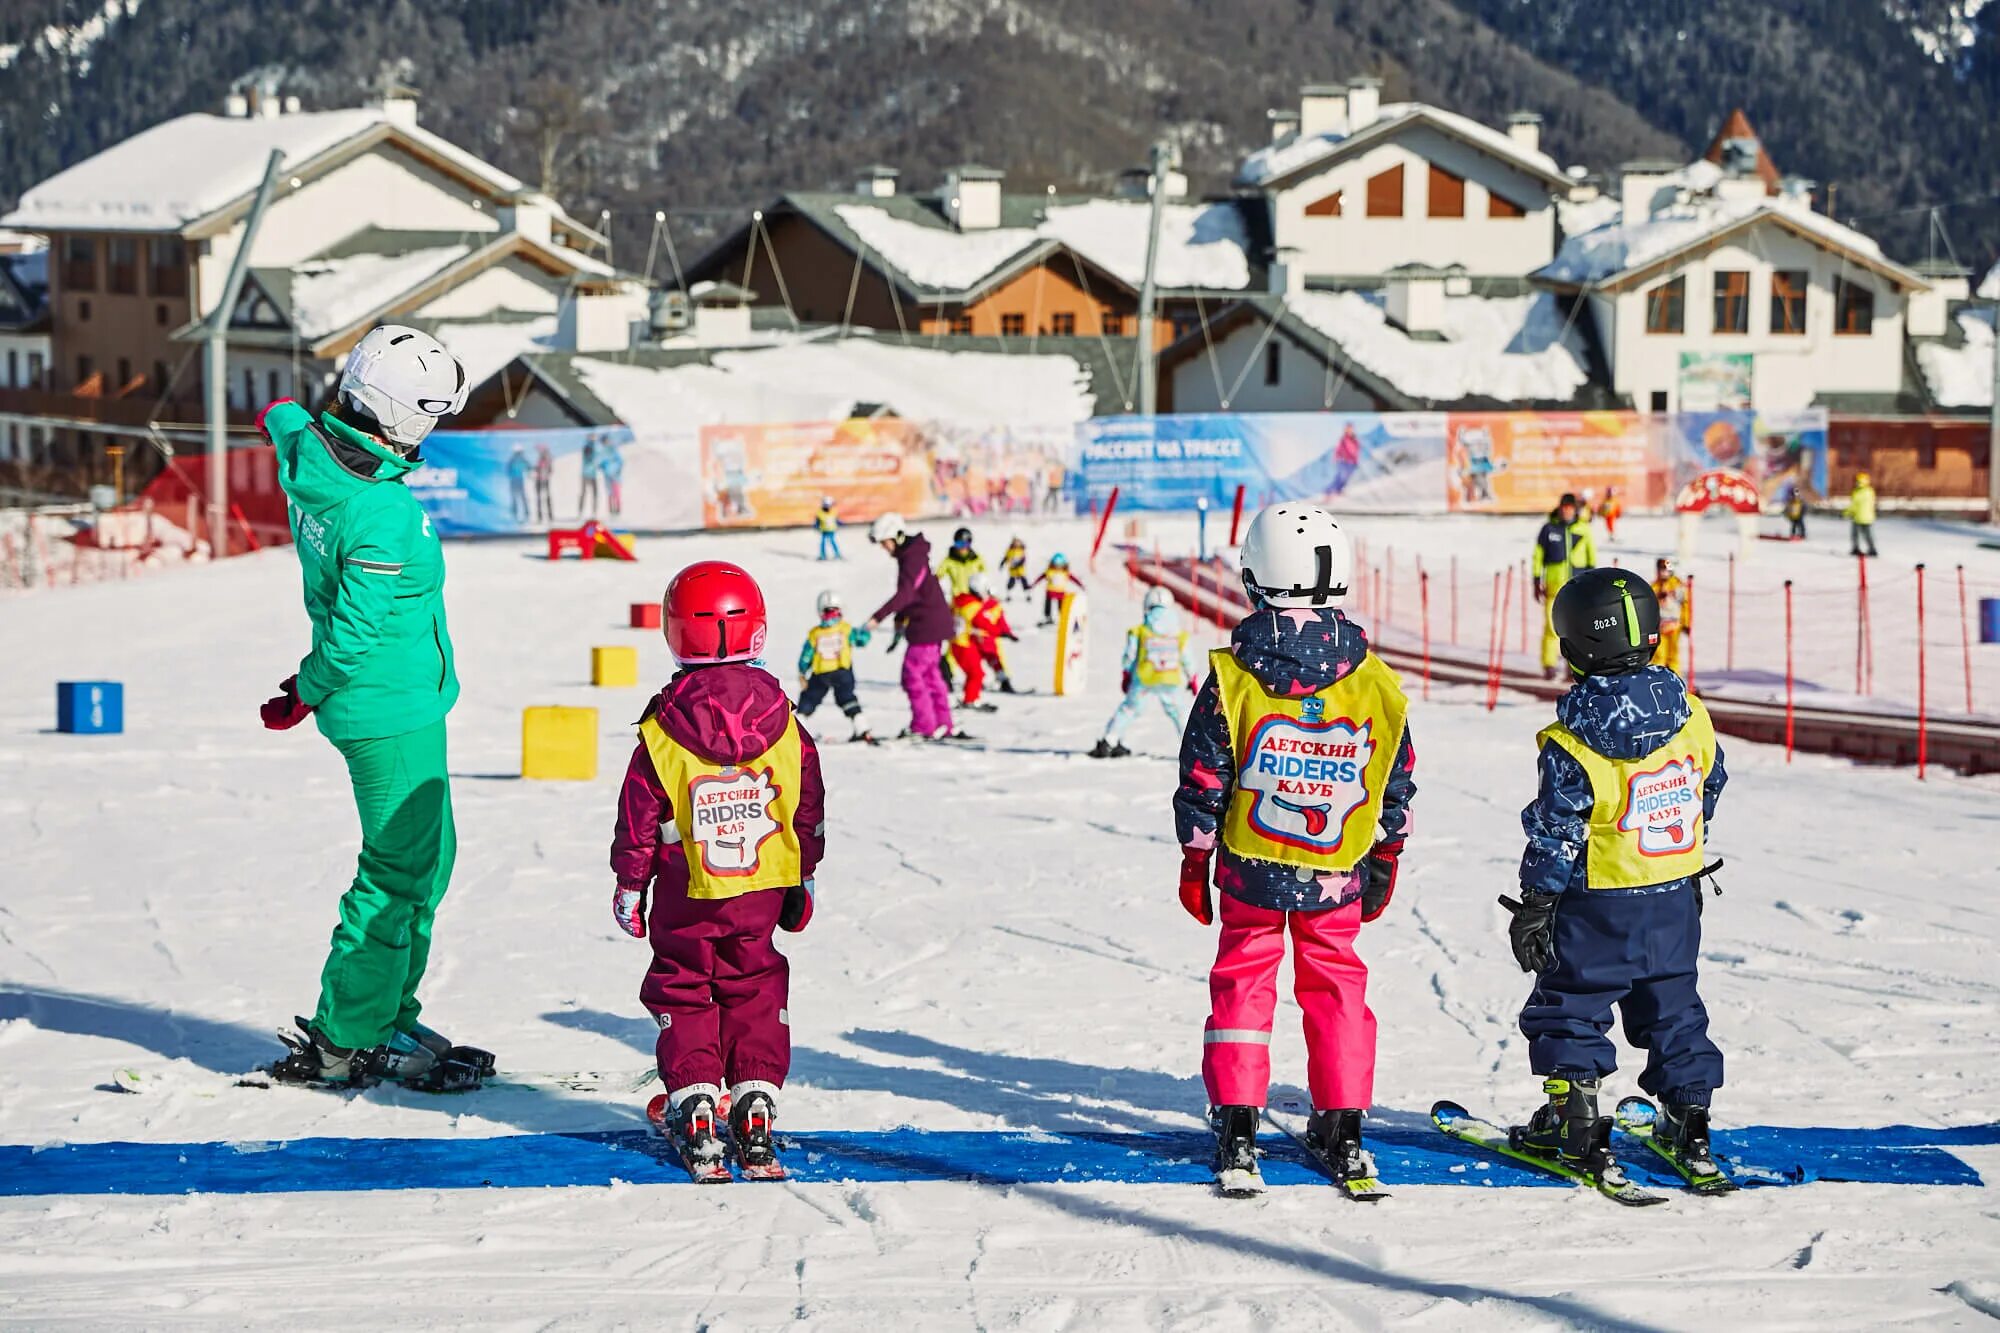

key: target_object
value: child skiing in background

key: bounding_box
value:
[949,572,1019,709]
[796,590,875,743]
[1497,567,1730,1197]
[937,526,986,599]
[815,497,842,561]
[610,560,825,1182]
[1002,536,1030,599]
[864,513,965,740]
[1652,559,1687,674]
[1598,487,1623,539]
[1031,552,1083,626]
[1091,586,1196,758]
[1174,506,1416,1197]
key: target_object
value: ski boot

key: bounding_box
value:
[1304,1108,1388,1201]
[1210,1104,1266,1196]
[408,1022,496,1078]
[728,1082,786,1181]
[1651,1100,1737,1193]
[648,1085,731,1182]
[1514,1075,1615,1172]
[1087,739,1131,759]
[267,1018,374,1089]
[996,673,1018,695]
[374,1029,486,1093]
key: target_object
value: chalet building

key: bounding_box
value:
[0,247,51,469]
[0,88,641,492]
[683,165,1260,355]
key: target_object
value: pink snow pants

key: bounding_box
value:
[1202,893,1376,1111]
[902,640,954,737]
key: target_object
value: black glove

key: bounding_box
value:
[779,880,815,933]
[1499,893,1560,974]
[1360,838,1404,923]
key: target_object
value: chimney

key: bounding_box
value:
[1385,265,1449,336]
[1267,109,1301,143]
[284,95,302,114]
[1506,111,1542,156]
[499,190,556,246]
[855,164,899,198]
[1299,84,1348,139]
[222,92,249,118]
[1619,160,1681,224]
[1777,175,1816,210]
[380,94,419,130]
[1268,248,1306,298]
[1345,76,1382,131]
[944,165,1004,231]
[254,80,281,119]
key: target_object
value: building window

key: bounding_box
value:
[1264,342,1281,386]
[152,361,169,394]
[1711,270,1749,334]
[1101,307,1125,336]
[106,237,138,295]
[1365,164,1405,217]
[1650,390,1669,413]
[1050,311,1076,336]
[116,357,131,391]
[948,314,973,336]
[1488,192,1527,219]
[1834,276,1874,336]
[268,370,282,404]
[1171,315,1199,343]
[156,304,169,327]
[1000,312,1025,336]
[1644,276,1685,334]
[1305,190,1343,218]
[75,354,95,391]
[79,299,91,322]
[62,235,97,291]
[242,368,256,410]
[28,352,43,387]
[1427,164,1466,218]
[5,350,14,387]
[148,238,188,297]
[1770,270,1807,335]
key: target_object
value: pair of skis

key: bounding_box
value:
[1431,1096,1738,1206]
[1215,1108,1389,1202]
[646,1093,786,1183]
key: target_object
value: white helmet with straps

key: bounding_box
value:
[1239,504,1352,608]
[815,589,841,617]
[1142,585,1174,613]
[868,512,908,544]
[337,324,468,451]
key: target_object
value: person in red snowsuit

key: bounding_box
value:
[950,573,1019,706]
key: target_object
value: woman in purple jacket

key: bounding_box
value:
[862,512,960,739]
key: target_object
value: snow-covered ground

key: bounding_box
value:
[3,514,1999,1327]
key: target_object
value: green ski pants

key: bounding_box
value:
[312,718,457,1051]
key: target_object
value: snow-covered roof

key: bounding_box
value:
[1915,307,1993,409]
[1979,262,1999,301]
[284,246,472,341]
[1284,288,1593,404]
[0,107,573,237]
[1236,102,1567,190]
[826,197,1252,296]
[430,316,563,389]
[572,337,1097,429]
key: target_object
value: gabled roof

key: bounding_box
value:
[0,250,50,332]
[0,107,604,250]
[1236,103,1572,194]
[1535,196,1928,294]
[1701,109,1781,195]
[693,190,1255,303]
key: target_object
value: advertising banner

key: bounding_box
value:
[409,426,651,537]
[1445,412,1653,513]
[1676,352,1755,411]
[1667,408,1829,503]
[1075,413,1449,514]
[699,419,933,529]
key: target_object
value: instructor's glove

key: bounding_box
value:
[1499,892,1559,974]
[779,879,815,933]
[612,883,648,938]
[1531,582,1546,604]
[259,676,313,731]
[1178,847,1214,926]
[1360,838,1404,923]
[1120,669,1133,694]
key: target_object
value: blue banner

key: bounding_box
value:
[1668,408,1829,503]
[1076,413,1450,514]
[406,426,639,536]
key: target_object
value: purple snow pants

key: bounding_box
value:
[640,887,789,1094]
[901,640,955,737]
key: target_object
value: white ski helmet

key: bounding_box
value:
[968,572,992,599]
[816,589,842,617]
[1142,585,1174,613]
[868,512,908,544]
[336,324,468,451]
[1239,504,1352,608]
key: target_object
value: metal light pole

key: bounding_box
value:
[1133,139,1178,416]
[205,149,286,558]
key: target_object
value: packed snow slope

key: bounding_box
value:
[2,514,1998,1328]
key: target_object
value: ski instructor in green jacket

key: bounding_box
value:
[257,324,489,1092]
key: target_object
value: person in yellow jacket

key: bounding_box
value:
[814,497,842,562]
[1001,536,1030,599]
[1089,586,1197,758]
[1845,473,1878,557]
[1531,493,1597,677]
[794,590,874,743]
[937,526,986,598]
[1652,558,1687,674]
[1500,566,1731,1185]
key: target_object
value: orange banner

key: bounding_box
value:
[1446,412,1662,514]
[701,419,932,529]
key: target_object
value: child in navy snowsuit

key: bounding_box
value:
[1505,566,1728,1171]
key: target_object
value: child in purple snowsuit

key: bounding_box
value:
[863,513,957,738]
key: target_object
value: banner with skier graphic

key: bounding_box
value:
[408,426,640,536]
[700,419,934,529]
[1445,412,1655,514]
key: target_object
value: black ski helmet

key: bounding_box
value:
[952,526,974,549]
[1551,567,1660,676]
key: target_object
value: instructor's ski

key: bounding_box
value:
[1265,1105,1389,1202]
[1614,1097,1739,1196]
[1431,1100,1665,1207]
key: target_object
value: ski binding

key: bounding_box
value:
[1432,1100,1665,1207]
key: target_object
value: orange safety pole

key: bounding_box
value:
[1518,560,1529,655]
[1857,554,1873,696]
[1916,563,1928,779]
[1228,484,1246,547]
[1726,551,1736,672]
[1449,553,1459,645]
[1420,569,1432,701]
[1959,564,1974,715]
[1385,547,1395,629]
[1685,574,1697,694]
[1487,567,1512,712]
[1372,566,1383,632]
[1089,486,1120,570]
[1784,579,1795,763]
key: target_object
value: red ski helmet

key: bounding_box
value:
[663,560,768,663]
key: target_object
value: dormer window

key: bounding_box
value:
[1645,275,1686,334]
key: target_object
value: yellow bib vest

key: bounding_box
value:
[1133,626,1188,687]
[808,621,853,674]
[1537,699,1716,890]
[638,715,805,899]
[1212,649,1409,873]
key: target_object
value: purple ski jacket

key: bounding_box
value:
[870,532,954,645]
[610,663,826,892]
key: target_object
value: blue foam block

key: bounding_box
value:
[56,681,122,735]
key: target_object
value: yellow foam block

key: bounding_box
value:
[591,645,640,687]
[522,706,598,781]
